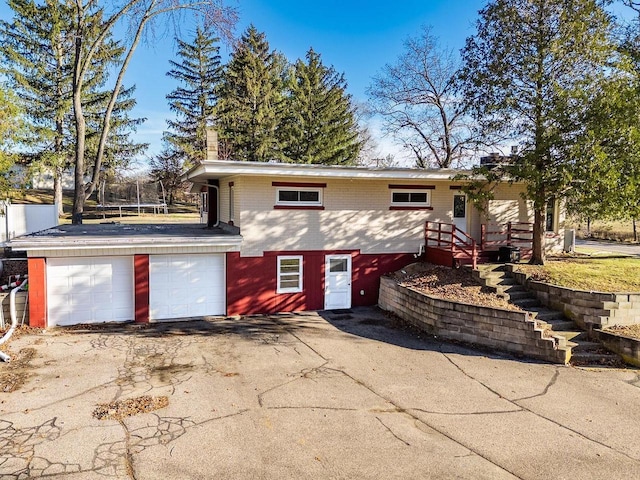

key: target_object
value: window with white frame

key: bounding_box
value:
[277,256,303,293]
[390,189,430,207]
[276,188,322,207]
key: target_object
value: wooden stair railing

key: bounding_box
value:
[425,221,477,269]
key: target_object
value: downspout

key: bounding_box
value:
[209,185,220,228]
[0,280,28,362]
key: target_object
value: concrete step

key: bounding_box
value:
[530,309,565,321]
[474,263,508,273]
[552,330,583,342]
[572,341,604,352]
[502,290,533,301]
[491,283,524,293]
[510,298,540,309]
[477,271,508,282]
[570,350,622,366]
[545,319,578,331]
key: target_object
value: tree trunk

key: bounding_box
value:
[71,9,86,225]
[53,167,63,217]
[587,217,591,237]
[633,218,637,243]
[530,204,546,265]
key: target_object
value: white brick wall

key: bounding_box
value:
[234,176,478,257]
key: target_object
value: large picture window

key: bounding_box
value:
[277,256,303,293]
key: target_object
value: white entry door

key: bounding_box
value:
[453,194,467,233]
[324,255,352,310]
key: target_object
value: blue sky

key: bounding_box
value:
[125,0,487,164]
[0,1,514,166]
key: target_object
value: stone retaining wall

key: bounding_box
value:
[596,330,640,367]
[0,291,29,327]
[378,276,570,364]
[505,265,640,332]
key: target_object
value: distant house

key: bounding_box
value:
[9,160,566,328]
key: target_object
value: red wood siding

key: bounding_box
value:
[134,254,150,323]
[27,258,47,328]
[226,251,415,315]
[352,253,416,306]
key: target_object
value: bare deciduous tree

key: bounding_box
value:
[70,0,237,224]
[367,26,480,169]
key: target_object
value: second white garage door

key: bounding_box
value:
[149,254,226,320]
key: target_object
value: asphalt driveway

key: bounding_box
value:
[1,307,640,479]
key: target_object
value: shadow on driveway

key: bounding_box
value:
[319,306,541,365]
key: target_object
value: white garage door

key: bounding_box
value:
[149,254,225,320]
[47,256,134,326]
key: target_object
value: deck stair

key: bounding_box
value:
[472,264,623,366]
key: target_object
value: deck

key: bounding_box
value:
[424,221,533,268]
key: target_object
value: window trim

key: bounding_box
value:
[275,187,323,207]
[390,189,431,208]
[277,255,303,294]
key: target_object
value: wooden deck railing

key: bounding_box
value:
[481,222,533,250]
[425,221,477,269]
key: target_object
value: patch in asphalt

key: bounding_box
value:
[93,395,169,421]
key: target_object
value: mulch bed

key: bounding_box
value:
[390,263,521,311]
[605,324,640,340]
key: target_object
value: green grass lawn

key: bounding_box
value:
[11,188,200,224]
[516,257,640,292]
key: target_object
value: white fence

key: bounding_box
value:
[0,201,59,244]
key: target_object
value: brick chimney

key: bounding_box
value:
[480,152,511,168]
[206,129,218,160]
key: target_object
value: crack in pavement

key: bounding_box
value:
[266,406,358,411]
[512,368,560,402]
[439,348,640,463]
[278,327,524,479]
[118,419,137,480]
[410,408,523,416]
[318,365,525,479]
[375,416,411,446]
[0,417,82,479]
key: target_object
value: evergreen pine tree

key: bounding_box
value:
[217,25,286,162]
[164,25,222,165]
[282,48,361,165]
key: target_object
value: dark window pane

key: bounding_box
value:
[280,259,300,273]
[546,199,555,231]
[299,191,319,202]
[453,195,466,218]
[329,259,347,272]
[410,192,427,203]
[392,192,410,203]
[280,276,300,289]
[278,190,298,202]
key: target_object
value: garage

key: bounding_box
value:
[149,254,226,320]
[47,256,134,326]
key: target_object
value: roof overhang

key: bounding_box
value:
[8,224,243,257]
[182,160,478,184]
